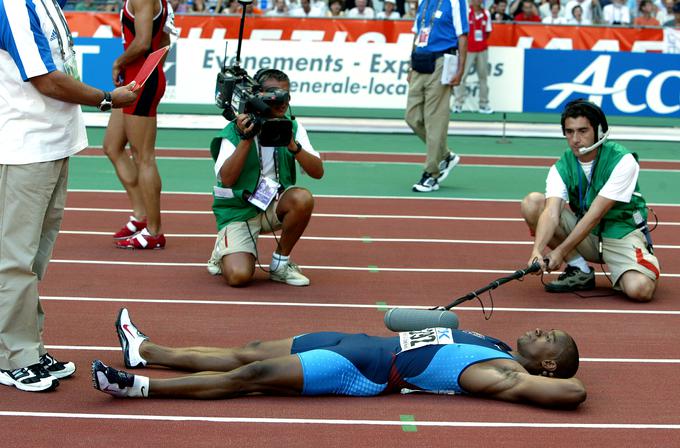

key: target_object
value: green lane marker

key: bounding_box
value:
[400,414,418,432]
[362,236,373,243]
[376,301,389,312]
[368,265,379,273]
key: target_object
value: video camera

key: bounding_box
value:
[214,0,293,147]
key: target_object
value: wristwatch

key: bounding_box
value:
[290,140,303,155]
[98,91,113,112]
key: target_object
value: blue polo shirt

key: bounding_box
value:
[412,0,469,53]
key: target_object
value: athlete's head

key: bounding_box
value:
[516,328,579,378]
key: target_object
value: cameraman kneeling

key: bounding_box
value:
[208,69,324,287]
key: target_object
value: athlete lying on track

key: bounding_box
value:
[92,308,586,409]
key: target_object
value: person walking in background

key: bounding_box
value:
[452,0,493,115]
[405,0,468,192]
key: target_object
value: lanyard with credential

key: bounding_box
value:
[39,0,75,61]
[418,0,446,34]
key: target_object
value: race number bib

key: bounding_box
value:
[417,27,431,47]
[63,53,80,81]
[248,176,280,211]
[399,327,454,352]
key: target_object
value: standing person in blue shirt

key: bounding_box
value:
[0,0,137,392]
[406,0,469,193]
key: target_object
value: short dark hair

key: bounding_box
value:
[553,334,580,378]
[560,98,608,136]
[255,68,290,84]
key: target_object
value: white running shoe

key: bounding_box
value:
[115,308,149,368]
[0,364,58,392]
[270,261,310,286]
[436,152,461,184]
[40,353,76,379]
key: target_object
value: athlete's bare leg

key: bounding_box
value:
[103,109,146,219]
[140,337,296,372]
[147,355,303,399]
[124,114,162,235]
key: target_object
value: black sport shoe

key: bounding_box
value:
[40,353,76,379]
[91,360,137,398]
[545,265,596,293]
[412,172,439,192]
[0,363,58,392]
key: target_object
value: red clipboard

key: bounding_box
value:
[132,46,169,92]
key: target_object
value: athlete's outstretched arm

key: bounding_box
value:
[460,362,587,409]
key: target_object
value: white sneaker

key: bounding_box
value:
[436,152,460,184]
[270,261,310,286]
[479,106,494,114]
[452,105,462,113]
[116,308,149,368]
[0,364,58,392]
[40,353,76,379]
[412,172,440,192]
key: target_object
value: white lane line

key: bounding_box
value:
[62,207,680,226]
[40,295,680,315]
[43,345,680,363]
[0,411,678,429]
[46,260,680,277]
[65,190,680,207]
[56,231,680,249]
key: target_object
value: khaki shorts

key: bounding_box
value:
[207,190,286,275]
[560,208,660,287]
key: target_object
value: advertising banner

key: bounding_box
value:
[73,37,523,110]
[523,49,680,117]
[65,13,665,51]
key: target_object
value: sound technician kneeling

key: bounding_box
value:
[207,69,324,287]
[522,99,660,302]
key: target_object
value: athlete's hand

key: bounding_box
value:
[112,62,124,87]
[111,82,138,108]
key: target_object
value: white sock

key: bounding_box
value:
[566,256,591,273]
[128,375,150,398]
[270,252,289,273]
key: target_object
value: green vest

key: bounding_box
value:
[210,120,299,230]
[554,141,646,239]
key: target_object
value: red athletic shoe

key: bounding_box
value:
[115,228,166,249]
[113,216,147,240]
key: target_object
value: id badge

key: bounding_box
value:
[417,27,431,47]
[248,176,280,211]
[63,53,80,81]
[474,29,484,42]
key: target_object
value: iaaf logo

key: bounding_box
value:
[543,55,680,115]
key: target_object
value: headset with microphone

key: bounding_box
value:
[561,99,610,156]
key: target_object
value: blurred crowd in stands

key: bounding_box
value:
[65,0,680,27]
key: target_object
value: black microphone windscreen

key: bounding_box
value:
[384,308,459,332]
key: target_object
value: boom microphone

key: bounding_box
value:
[384,308,459,332]
[578,128,610,155]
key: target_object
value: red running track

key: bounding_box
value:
[2,192,679,446]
